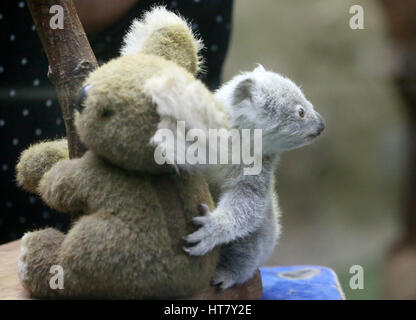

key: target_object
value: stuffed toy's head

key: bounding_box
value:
[75,7,204,172]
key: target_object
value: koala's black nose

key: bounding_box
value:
[317,121,325,135]
[75,84,91,113]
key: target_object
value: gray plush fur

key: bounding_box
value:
[184,65,325,290]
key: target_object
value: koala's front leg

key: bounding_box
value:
[184,180,268,256]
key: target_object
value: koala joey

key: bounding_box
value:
[178,65,325,290]
[149,63,325,290]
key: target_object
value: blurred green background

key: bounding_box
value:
[222,0,407,299]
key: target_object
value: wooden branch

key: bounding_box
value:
[26,0,98,158]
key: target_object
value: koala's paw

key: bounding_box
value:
[212,266,256,291]
[211,268,238,291]
[183,204,225,256]
[18,233,31,284]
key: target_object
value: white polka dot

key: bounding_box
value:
[0,66,4,73]
[12,138,19,146]
[18,1,25,8]
[22,109,29,116]
[10,89,16,97]
[56,118,62,125]
[21,57,28,65]
[45,99,52,107]
[31,24,36,31]
[35,128,42,136]
[33,78,40,86]
[19,216,26,224]
[1,164,8,171]
[6,201,13,208]
[216,15,223,23]
[42,211,50,219]
[29,196,36,204]
[0,119,5,126]
[211,44,218,52]
[10,34,16,41]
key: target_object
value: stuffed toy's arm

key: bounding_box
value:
[16,139,86,213]
[38,158,86,213]
[16,139,69,194]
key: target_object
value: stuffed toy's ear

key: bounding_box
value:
[144,69,229,173]
[120,6,203,76]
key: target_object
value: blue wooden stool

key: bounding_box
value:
[260,265,345,300]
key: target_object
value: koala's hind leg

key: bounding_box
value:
[212,216,279,291]
[18,228,65,298]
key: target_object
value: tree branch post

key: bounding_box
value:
[26,0,98,158]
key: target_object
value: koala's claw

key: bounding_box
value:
[183,235,216,256]
[183,221,217,255]
[211,270,237,291]
[183,203,224,256]
[182,244,207,256]
[198,203,210,215]
[191,215,209,226]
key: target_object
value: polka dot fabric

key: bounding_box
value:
[0,0,233,244]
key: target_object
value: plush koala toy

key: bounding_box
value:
[15,7,226,299]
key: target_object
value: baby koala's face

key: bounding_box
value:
[223,66,325,154]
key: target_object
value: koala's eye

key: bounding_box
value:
[298,107,305,118]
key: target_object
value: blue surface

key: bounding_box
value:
[260,265,345,300]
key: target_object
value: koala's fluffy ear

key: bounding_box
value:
[253,64,266,73]
[233,78,256,105]
[120,6,203,76]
